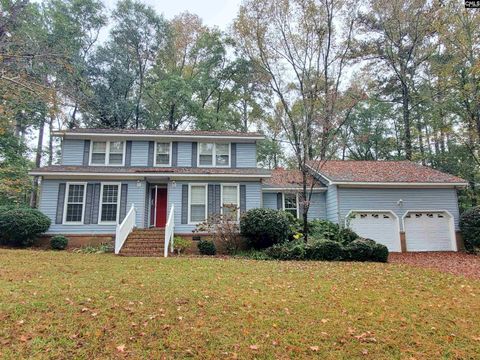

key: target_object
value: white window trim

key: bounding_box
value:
[89,141,126,166]
[98,182,122,225]
[188,183,208,224]
[220,183,240,221]
[153,141,172,167]
[62,182,87,225]
[197,142,231,168]
[283,192,299,219]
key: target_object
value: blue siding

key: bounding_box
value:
[325,185,339,223]
[236,143,257,167]
[262,192,326,220]
[336,187,461,230]
[38,179,146,234]
[177,142,192,167]
[169,181,262,234]
[131,141,149,166]
[61,139,84,165]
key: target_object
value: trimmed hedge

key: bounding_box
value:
[305,240,344,261]
[50,235,69,250]
[240,208,292,249]
[265,241,306,260]
[307,219,359,244]
[459,206,480,253]
[0,206,51,247]
[197,240,216,255]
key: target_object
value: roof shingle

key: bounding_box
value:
[262,168,322,188]
[53,128,263,138]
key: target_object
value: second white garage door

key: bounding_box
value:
[404,211,456,251]
[348,211,401,252]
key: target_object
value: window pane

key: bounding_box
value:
[101,185,118,223]
[191,205,206,222]
[156,142,170,154]
[68,185,84,203]
[199,154,213,166]
[191,186,206,204]
[66,204,83,222]
[223,186,238,205]
[92,142,106,152]
[109,153,123,165]
[91,153,106,164]
[284,194,297,209]
[102,185,118,203]
[216,154,229,166]
[199,143,213,155]
[65,184,85,223]
[110,141,123,153]
[216,143,229,155]
[156,154,169,165]
[101,204,118,222]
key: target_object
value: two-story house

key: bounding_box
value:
[30,128,468,255]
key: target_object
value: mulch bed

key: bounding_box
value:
[389,252,480,279]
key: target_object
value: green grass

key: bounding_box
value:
[0,249,479,359]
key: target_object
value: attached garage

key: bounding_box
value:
[348,211,401,252]
[403,211,456,251]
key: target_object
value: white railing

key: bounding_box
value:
[164,204,175,257]
[115,204,136,254]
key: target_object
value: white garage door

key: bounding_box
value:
[404,211,455,251]
[348,211,401,252]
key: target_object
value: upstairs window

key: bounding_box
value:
[90,141,125,166]
[155,142,171,166]
[63,183,86,224]
[198,143,230,167]
[283,193,298,218]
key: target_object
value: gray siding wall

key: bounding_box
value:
[177,142,192,167]
[235,143,257,167]
[325,185,339,223]
[336,187,461,230]
[169,181,262,233]
[39,179,146,234]
[61,139,85,165]
[130,141,149,166]
[262,192,326,220]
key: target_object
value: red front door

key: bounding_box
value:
[151,187,167,227]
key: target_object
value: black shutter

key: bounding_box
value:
[55,183,66,224]
[147,141,154,167]
[172,142,178,167]
[83,140,90,166]
[84,183,94,224]
[231,143,237,168]
[214,184,221,214]
[240,185,246,214]
[208,184,214,216]
[277,192,283,210]
[125,141,132,166]
[91,183,101,224]
[119,184,128,222]
[191,142,197,167]
[181,184,188,224]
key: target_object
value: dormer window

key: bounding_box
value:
[154,142,171,166]
[90,141,125,166]
[198,143,230,167]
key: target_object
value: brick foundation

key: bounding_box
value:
[174,233,248,255]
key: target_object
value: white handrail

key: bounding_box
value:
[164,204,175,257]
[115,204,136,254]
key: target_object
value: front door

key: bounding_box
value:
[150,187,167,227]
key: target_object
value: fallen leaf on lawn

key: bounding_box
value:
[17,320,25,325]
[249,345,259,350]
[321,319,329,324]
[116,344,126,352]
[19,335,30,342]
[362,349,368,355]
[81,307,89,313]
[472,336,480,341]
[272,340,278,346]
[309,346,319,351]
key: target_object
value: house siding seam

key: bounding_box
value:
[336,187,461,231]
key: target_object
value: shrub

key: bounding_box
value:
[308,219,340,241]
[265,241,306,260]
[50,235,69,250]
[240,208,292,249]
[338,227,359,245]
[0,206,51,247]
[344,238,378,262]
[305,240,344,261]
[198,239,216,255]
[460,206,480,253]
[371,243,389,263]
[173,236,192,255]
[234,249,271,260]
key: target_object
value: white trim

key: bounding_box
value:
[282,192,300,219]
[153,141,172,167]
[52,131,265,141]
[98,182,121,225]
[220,183,240,221]
[401,209,457,251]
[62,182,87,225]
[188,183,208,225]
[197,142,231,168]
[89,141,126,167]
[262,187,327,192]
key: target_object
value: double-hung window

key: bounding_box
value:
[283,193,299,218]
[198,143,230,167]
[189,184,207,223]
[221,184,239,221]
[63,183,86,224]
[99,183,120,224]
[155,142,171,166]
[90,141,125,166]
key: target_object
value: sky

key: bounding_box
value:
[103,0,242,30]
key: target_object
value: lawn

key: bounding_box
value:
[0,250,479,359]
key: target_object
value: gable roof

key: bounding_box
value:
[262,168,325,189]
[307,160,467,185]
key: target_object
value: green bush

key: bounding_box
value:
[265,241,306,260]
[308,219,340,241]
[197,239,216,255]
[337,227,359,245]
[240,208,293,249]
[50,235,69,250]
[173,236,192,255]
[305,240,344,261]
[0,206,51,247]
[371,243,389,263]
[460,206,480,253]
[344,238,377,262]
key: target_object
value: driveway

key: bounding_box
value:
[389,252,480,279]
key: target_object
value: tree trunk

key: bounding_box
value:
[416,119,425,165]
[30,120,45,208]
[401,83,412,160]
[169,103,176,130]
[48,115,54,166]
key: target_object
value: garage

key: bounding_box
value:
[348,211,401,252]
[404,211,456,251]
